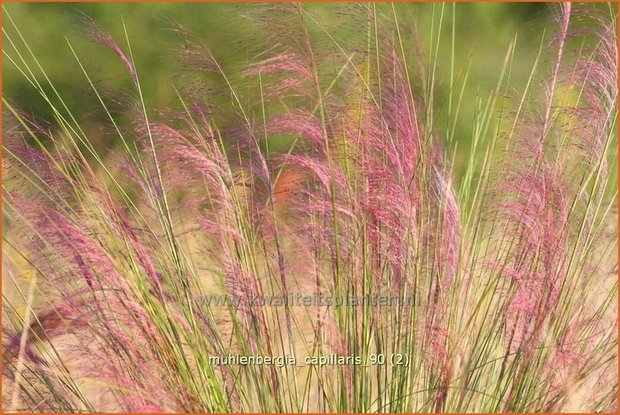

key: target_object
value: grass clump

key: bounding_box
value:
[2,3,617,413]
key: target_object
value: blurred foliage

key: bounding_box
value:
[3,2,561,176]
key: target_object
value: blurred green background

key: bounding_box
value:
[2,2,561,177]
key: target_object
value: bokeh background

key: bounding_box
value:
[1,2,594,180]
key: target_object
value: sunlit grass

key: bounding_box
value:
[2,3,617,413]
